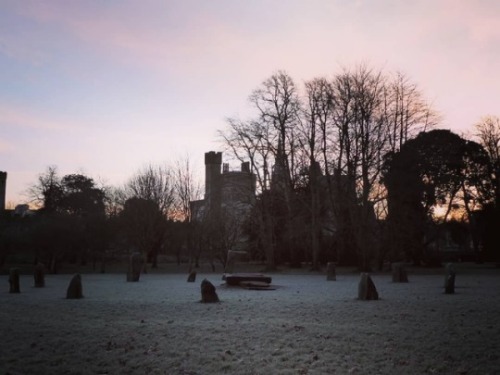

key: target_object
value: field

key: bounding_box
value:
[1,263,499,374]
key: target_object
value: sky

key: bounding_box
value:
[1,0,499,206]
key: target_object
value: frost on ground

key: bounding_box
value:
[1,266,499,375]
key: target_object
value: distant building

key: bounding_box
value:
[190,152,256,252]
[190,151,256,222]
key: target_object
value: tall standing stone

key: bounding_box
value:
[358,273,379,300]
[34,263,45,287]
[444,263,456,294]
[9,268,20,293]
[127,252,143,282]
[326,262,337,281]
[66,274,83,299]
[201,279,219,303]
[391,263,409,283]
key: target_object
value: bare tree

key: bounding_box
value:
[27,166,62,212]
[219,71,303,269]
[220,66,438,270]
[298,77,335,269]
[173,155,202,222]
[220,118,276,269]
[475,115,500,206]
[312,65,388,270]
[126,164,176,218]
[170,155,202,268]
[250,70,301,189]
[124,164,176,268]
[103,186,127,218]
[252,71,303,265]
[120,197,165,268]
[385,72,438,153]
[323,65,438,269]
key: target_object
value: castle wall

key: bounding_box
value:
[221,172,255,206]
[192,152,256,225]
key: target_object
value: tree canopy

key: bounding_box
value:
[382,129,491,263]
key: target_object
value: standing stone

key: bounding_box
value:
[127,252,143,282]
[9,268,20,293]
[444,263,456,294]
[66,274,83,299]
[201,279,219,303]
[34,263,45,288]
[358,273,379,300]
[391,263,409,283]
[187,271,196,282]
[326,262,336,281]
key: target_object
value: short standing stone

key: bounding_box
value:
[201,279,219,303]
[187,271,196,282]
[9,268,20,293]
[326,262,336,281]
[444,263,455,294]
[391,263,409,283]
[66,274,83,299]
[34,263,45,288]
[358,273,379,300]
[127,252,143,282]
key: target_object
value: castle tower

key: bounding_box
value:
[0,171,7,211]
[204,152,222,213]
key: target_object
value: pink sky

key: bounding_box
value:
[1,0,499,205]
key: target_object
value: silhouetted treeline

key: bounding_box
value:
[1,68,500,272]
[218,67,500,270]
[0,159,203,273]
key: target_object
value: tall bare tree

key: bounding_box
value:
[475,116,500,206]
[28,166,63,212]
[253,72,303,265]
[173,155,202,222]
[221,66,438,270]
[220,118,276,269]
[126,164,175,217]
[220,71,302,269]
[299,77,335,269]
[323,66,438,269]
[124,164,176,268]
[250,70,301,189]
[310,65,387,269]
[385,72,438,153]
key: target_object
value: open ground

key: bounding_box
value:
[1,263,499,374]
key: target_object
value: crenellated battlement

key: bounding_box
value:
[204,151,222,165]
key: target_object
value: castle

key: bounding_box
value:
[190,151,256,222]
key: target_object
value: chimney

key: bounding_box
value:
[241,162,250,173]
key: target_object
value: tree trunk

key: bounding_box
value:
[310,166,321,271]
[261,207,276,271]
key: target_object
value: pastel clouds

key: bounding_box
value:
[10,0,497,92]
[0,105,81,132]
[0,0,499,204]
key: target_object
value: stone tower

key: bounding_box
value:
[204,152,222,213]
[0,171,6,211]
